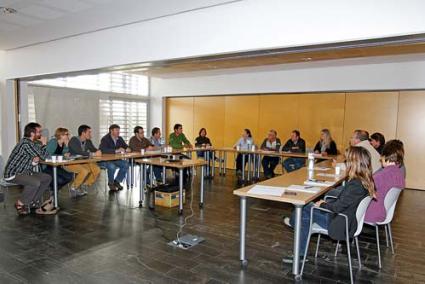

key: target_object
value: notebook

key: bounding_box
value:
[248,185,285,197]
[304,180,335,187]
[286,185,322,194]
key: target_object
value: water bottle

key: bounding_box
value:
[307,152,315,170]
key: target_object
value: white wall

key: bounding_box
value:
[3,0,425,155]
[150,54,425,128]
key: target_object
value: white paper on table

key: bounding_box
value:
[304,180,335,187]
[317,173,338,178]
[248,185,285,196]
[314,167,331,171]
[286,185,322,193]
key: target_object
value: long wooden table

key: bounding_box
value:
[233,160,346,278]
[135,157,207,214]
[216,147,336,181]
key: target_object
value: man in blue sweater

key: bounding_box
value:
[99,124,130,192]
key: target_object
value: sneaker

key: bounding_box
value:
[69,187,78,198]
[283,217,292,228]
[282,254,308,264]
[108,183,118,192]
[76,189,87,197]
[114,181,123,190]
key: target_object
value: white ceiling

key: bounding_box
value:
[0,0,238,50]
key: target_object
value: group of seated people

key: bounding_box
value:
[280,130,405,263]
[3,122,167,215]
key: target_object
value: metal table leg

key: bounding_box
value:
[240,196,248,266]
[139,164,144,207]
[131,158,134,188]
[212,151,215,177]
[200,165,205,208]
[247,154,251,181]
[293,205,303,276]
[162,166,166,184]
[53,166,58,208]
[224,152,227,175]
[242,154,245,181]
[206,151,210,178]
[178,168,184,215]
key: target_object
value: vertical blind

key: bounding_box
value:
[99,99,148,142]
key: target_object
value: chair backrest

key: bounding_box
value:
[380,187,403,225]
[354,196,373,237]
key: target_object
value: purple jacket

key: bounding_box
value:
[365,165,405,223]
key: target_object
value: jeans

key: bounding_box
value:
[283,157,305,173]
[43,166,73,189]
[261,156,280,177]
[11,173,52,206]
[152,166,163,181]
[290,203,330,256]
[100,160,129,183]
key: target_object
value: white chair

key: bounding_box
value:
[300,196,372,284]
[365,187,403,269]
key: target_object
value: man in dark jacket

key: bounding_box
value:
[99,124,130,191]
[282,130,306,173]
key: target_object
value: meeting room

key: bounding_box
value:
[0,1,424,283]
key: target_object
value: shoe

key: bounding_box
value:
[108,183,118,192]
[114,181,123,190]
[282,254,308,264]
[81,184,89,194]
[69,187,78,198]
[76,189,87,197]
[283,217,292,228]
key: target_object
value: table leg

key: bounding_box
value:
[139,164,144,207]
[242,154,245,181]
[248,154,251,181]
[150,165,154,188]
[143,165,147,190]
[206,151,210,178]
[200,165,204,208]
[223,152,227,176]
[212,151,215,177]
[130,158,134,188]
[257,154,261,179]
[293,205,303,276]
[53,166,58,208]
[240,196,248,266]
[162,166,166,184]
[178,168,184,215]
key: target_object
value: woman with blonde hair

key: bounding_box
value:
[282,146,375,263]
[314,128,338,156]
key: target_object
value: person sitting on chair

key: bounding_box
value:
[99,124,130,192]
[313,129,338,156]
[260,129,281,179]
[4,122,56,215]
[282,146,375,263]
[234,129,254,177]
[281,130,306,173]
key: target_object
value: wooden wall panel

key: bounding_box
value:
[397,91,425,190]
[258,94,299,143]
[166,97,194,142]
[343,92,399,148]
[193,96,225,148]
[297,93,346,151]
[224,95,260,168]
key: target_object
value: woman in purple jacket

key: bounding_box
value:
[365,140,405,223]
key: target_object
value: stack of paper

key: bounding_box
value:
[304,180,335,187]
[317,173,338,178]
[314,167,330,171]
[286,185,322,193]
[248,185,285,196]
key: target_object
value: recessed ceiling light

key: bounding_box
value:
[0,7,17,15]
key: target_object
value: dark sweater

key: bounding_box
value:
[321,179,368,240]
[68,136,98,157]
[314,140,338,155]
[99,134,128,154]
[260,138,282,152]
[195,136,212,147]
[282,138,306,153]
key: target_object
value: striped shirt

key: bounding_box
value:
[4,138,49,178]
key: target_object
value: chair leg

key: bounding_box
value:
[355,237,361,269]
[384,225,389,247]
[300,232,313,276]
[315,234,321,258]
[375,226,382,269]
[387,223,395,255]
[334,240,340,257]
[346,237,354,284]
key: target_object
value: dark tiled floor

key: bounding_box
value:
[0,169,424,284]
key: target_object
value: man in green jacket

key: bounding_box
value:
[169,123,192,149]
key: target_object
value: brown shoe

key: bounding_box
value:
[108,183,118,192]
